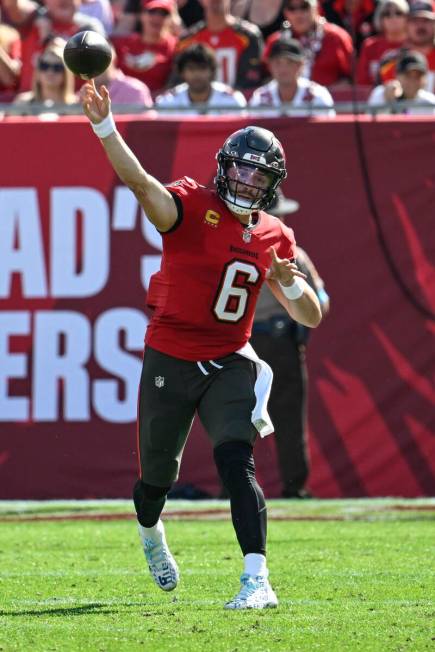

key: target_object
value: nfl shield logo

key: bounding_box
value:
[242,230,252,243]
[155,376,165,388]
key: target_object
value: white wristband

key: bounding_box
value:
[279,278,304,300]
[91,112,116,139]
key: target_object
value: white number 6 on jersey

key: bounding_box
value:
[213,260,260,323]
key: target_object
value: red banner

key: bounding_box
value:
[0,115,434,499]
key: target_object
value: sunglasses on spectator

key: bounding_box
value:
[286,3,312,12]
[381,10,405,17]
[143,8,170,15]
[38,60,65,73]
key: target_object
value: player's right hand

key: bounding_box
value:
[81,80,111,124]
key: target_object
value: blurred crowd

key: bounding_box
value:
[1,0,435,114]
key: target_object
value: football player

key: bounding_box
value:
[81,80,322,610]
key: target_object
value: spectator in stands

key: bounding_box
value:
[2,0,105,92]
[111,0,140,35]
[230,0,285,40]
[79,0,114,34]
[156,41,246,112]
[357,0,409,87]
[321,0,376,51]
[406,0,435,89]
[0,9,22,97]
[264,0,354,87]
[249,36,335,115]
[94,46,154,105]
[13,37,77,108]
[114,0,181,36]
[175,0,264,89]
[376,1,435,91]
[368,49,435,113]
[112,0,178,92]
[110,0,127,30]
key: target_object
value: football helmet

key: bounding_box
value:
[216,126,287,216]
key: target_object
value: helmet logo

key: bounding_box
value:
[243,153,267,164]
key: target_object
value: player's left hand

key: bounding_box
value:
[267,247,307,286]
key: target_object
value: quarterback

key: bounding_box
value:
[81,80,321,610]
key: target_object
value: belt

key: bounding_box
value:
[252,316,294,336]
[252,316,310,345]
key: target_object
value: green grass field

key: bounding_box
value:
[0,499,434,652]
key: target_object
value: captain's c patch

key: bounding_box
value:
[204,209,221,227]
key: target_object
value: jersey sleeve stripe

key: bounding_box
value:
[159,191,184,234]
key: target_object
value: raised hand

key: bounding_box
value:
[267,247,307,286]
[384,80,402,103]
[81,80,111,124]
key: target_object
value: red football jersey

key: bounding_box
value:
[112,34,177,93]
[176,19,264,89]
[145,177,297,361]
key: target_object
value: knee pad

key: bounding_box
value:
[213,440,255,488]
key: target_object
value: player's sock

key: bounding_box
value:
[244,553,267,577]
[138,518,165,545]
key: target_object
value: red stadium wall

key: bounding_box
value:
[0,115,434,499]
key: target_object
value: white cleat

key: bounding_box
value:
[139,522,179,592]
[224,574,279,610]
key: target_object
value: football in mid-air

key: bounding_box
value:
[63,31,112,80]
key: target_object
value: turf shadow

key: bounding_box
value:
[0,603,115,617]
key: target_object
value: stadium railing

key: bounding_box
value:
[0,100,434,117]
